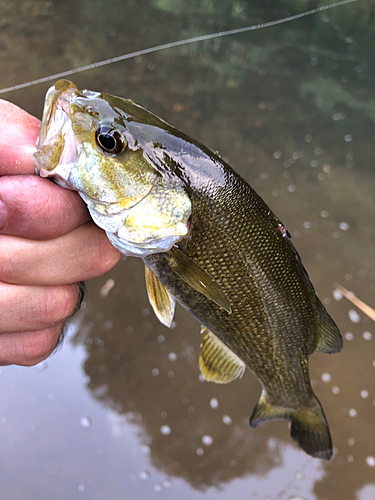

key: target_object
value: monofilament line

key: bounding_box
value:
[0,0,357,95]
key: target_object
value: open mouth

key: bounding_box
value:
[37,80,78,151]
[33,80,82,188]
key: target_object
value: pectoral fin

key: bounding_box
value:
[145,265,176,327]
[169,247,231,313]
[199,326,245,383]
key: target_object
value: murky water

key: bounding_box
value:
[1,1,375,499]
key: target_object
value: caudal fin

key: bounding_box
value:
[290,400,332,460]
[250,391,333,460]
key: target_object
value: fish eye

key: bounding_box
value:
[95,125,126,155]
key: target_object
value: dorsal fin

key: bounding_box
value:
[145,265,176,327]
[199,326,245,383]
[314,302,342,354]
[169,247,232,313]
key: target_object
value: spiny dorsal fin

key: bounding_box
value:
[169,247,232,313]
[145,265,176,327]
[199,326,245,383]
[314,302,342,354]
[250,390,333,460]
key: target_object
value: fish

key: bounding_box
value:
[33,79,342,460]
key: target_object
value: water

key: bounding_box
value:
[1,1,375,499]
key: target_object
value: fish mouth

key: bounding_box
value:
[38,80,78,149]
[33,80,81,189]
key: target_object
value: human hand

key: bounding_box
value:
[0,99,120,366]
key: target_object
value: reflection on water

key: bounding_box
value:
[1,0,375,499]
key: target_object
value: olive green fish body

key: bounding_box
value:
[143,159,339,459]
[144,159,336,423]
[34,80,342,460]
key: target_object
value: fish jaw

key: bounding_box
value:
[33,80,82,189]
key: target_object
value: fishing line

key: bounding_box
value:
[0,0,357,95]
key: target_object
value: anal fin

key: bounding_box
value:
[199,326,245,384]
[145,265,176,327]
[250,390,291,426]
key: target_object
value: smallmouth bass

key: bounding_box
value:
[34,80,342,460]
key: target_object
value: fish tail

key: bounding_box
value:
[289,397,333,460]
[250,391,332,460]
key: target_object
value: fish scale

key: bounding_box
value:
[142,163,338,459]
[146,181,311,396]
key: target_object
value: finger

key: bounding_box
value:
[0,175,90,239]
[0,282,82,333]
[0,324,65,366]
[0,221,121,285]
[0,100,40,175]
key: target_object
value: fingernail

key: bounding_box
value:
[0,199,6,229]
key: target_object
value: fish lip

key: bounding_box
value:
[37,80,78,150]
[34,80,81,183]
